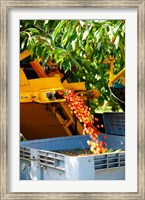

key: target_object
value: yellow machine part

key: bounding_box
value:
[30,59,47,78]
[20,67,87,103]
[20,100,84,140]
[103,56,125,87]
[109,67,125,87]
[20,67,65,103]
[20,67,85,139]
[20,103,69,139]
[20,50,99,139]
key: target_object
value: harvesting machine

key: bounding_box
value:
[20,51,125,140]
[20,50,100,140]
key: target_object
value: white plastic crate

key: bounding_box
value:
[20,134,125,180]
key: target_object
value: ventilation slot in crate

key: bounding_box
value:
[94,155,108,170]
[20,147,31,160]
[37,150,65,170]
[94,152,125,170]
[119,153,125,167]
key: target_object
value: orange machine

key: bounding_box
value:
[20,50,100,140]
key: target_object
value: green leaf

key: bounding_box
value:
[61,31,70,46]
[21,40,26,49]
[44,20,49,26]
[68,53,81,69]
[59,60,63,69]
[72,38,79,51]
[20,32,27,38]
[41,46,48,58]
[69,34,77,42]
[53,49,65,63]
[63,59,71,72]
[94,27,103,42]
[79,20,85,27]
[107,148,114,152]
[114,35,120,49]
[66,33,77,51]
[42,54,49,66]
[97,42,101,51]
[54,49,64,55]
[53,20,66,40]
[114,149,123,153]
[85,42,90,52]
[66,42,72,51]
[82,29,90,40]
[76,26,82,36]
[79,40,85,50]
[35,45,44,62]
[26,36,32,48]
[84,60,91,68]
[25,28,40,34]
[55,56,64,64]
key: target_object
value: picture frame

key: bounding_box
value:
[0,0,144,199]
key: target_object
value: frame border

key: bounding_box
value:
[0,0,144,200]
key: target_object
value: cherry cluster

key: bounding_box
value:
[58,89,107,154]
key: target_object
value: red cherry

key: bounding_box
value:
[103,135,107,140]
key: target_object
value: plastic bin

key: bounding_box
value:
[103,112,125,136]
[20,134,125,180]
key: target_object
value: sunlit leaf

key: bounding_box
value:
[72,38,79,51]
[79,20,85,27]
[53,20,66,40]
[61,31,70,46]
[114,35,120,49]
[94,27,103,42]
[21,40,26,49]
[63,59,71,72]
[82,29,90,40]
[97,42,101,51]
[42,54,49,66]
[25,28,40,34]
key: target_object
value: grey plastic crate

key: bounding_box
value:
[20,134,125,180]
[103,112,125,136]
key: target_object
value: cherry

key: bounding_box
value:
[59,89,108,154]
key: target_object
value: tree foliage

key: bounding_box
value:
[20,20,125,112]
